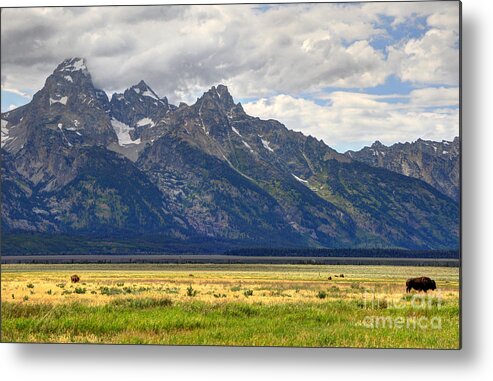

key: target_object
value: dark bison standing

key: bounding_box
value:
[71,274,80,283]
[406,277,436,293]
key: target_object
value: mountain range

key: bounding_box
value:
[1,58,460,253]
[345,138,460,202]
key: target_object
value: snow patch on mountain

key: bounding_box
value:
[136,117,155,127]
[70,58,85,71]
[231,126,242,137]
[142,89,158,100]
[111,118,141,145]
[292,174,309,184]
[60,58,88,76]
[242,140,254,153]
[1,119,10,147]
[50,96,68,106]
[261,138,274,152]
[57,123,73,147]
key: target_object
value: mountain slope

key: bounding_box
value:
[44,146,188,236]
[137,136,310,245]
[136,84,459,249]
[136,86,359,247]
[346,138,460,201]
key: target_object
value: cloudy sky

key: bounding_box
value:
[1,1,459,152]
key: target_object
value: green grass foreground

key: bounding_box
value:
[2,297,459,348]
[1,264,460,348]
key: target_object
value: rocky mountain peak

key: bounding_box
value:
[199,84,238,111]
[129,80,161,101]
[40,58,110,121]
[43,57,94,93]
[53,57,90,78]
[108,79,172,156]
[0,57,119,192]
[113,80,170,109]
[371,140,384,148]
[216,84,236,108]
[135,79,149,88]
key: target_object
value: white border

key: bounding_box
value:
[1,0,492,379]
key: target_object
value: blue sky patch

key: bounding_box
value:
[318,76,415,103]
[1,90,30,113]
[369,14,429,57]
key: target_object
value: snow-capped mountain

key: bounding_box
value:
[1,58,119,192]
[1,58,460,253]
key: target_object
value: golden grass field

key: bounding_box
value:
[1,263,460,348]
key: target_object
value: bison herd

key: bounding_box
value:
[328,274,437,293]
[66,274,435,293]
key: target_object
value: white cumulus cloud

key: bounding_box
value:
[1,1,459,148]
[1,2,458,100]
[244,88,459,152]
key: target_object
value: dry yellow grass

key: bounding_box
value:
[1,263,459,306]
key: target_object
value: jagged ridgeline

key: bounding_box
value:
[1,58,460,254]
[345,138,460,202]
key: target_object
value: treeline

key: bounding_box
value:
[1,233,459,258]
[223,248,460,259]
[0,233,243,255]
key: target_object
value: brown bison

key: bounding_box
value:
[406,277,436,293]
[71,274,80,283]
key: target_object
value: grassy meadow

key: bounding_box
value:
[1,263,460,348]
